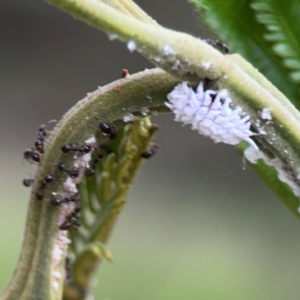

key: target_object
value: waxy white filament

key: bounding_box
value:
[167,82,257,149]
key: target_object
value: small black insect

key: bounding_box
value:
[35,191,43,201]
[38,124,47,135]
[57,162,67,171]
[61,144,92,154]
[50,197,62,206]
[141,143,159,159]
[39,174,54,189]
[57,162,80,178]
[99,122,111,134]
[59,212,81,232]
[23,177,33,187]
[34,139,44,154]
[34,124,48,153]
[204,39,229,54]
[59,221,72,231]
[61,144,72,153]
[23,124,47,161]
[44,174,54,183]
[63,195,79,205]
[58,194,81,231]
[23,148,32,160]
[51,194,80,208]
[85,152,104,177]
[23,148,40,162]
[30,151,40,162]
[99,122,117,139]
[38,124,47,141]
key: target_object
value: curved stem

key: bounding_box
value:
[43,0,300,210]
[0,69,179,300]
[44,0,225,81]
[5,0,300,298]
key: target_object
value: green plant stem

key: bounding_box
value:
[5,0,300,297]
[0,69,179,300]
[44,0,225,81]
[43,0,300,211]
[102,0,158,25]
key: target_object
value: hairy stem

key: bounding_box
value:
[5,0,300,298]
[44,0,225,81]
[103,0,158,25]
[43,0,300,212]
[1,69,179,300]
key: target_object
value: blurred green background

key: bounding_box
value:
[1,1,300,299]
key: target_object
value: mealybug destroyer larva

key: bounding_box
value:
[166,82,257,150]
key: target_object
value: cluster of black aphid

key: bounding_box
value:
[22,124,49,188]
[22,120,162,235]
[35,124,47,153]
[35,174,54,201]
[57,162,80,179]
[58,142,93,178]
[61,144,92,154]
[23,124,47,164]
[51,194,82,232]
[84,122,116,176]
[49,122,118,232]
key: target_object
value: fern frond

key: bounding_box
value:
[251,0,300,84]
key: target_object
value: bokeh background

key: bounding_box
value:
[1,1,300,299]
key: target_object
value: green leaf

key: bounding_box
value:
[189,0,300,218]
[237,142,300,219]
[251,0,300,84]
[189,0,300,107]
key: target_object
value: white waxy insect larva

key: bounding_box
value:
[168,82,300,212]
[166,82,258,149]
